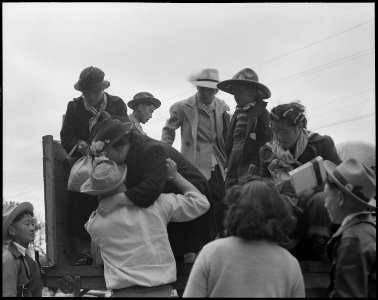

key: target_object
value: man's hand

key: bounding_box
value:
[166,158,178,180]
[96,192,127,216]
[78,140,89,156]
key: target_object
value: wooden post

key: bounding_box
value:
[43,135,57,266]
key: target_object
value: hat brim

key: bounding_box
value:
[190,80,219,90]
[217,79,271,99]
[324,160,376,209]
[74,80,110,92]
[127,98,161,110]
[3,202,34,241]
[80,164,127,196]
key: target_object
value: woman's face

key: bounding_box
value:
[83,88,104,106]
[271,120,301,150]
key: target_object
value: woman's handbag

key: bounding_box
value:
[67,153,94,192]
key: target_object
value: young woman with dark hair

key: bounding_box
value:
[259,101,342,261]
[183,176,304,298]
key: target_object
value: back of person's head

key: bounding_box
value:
[269,101,307,128]
[224,175,296,243]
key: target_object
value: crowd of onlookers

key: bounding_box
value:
[3,66,376,297]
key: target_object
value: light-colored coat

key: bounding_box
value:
[161,95,230,179]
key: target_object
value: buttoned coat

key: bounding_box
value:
[161,95,230,179]
[327,213,376,298]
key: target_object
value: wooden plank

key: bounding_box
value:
[300,260,330,273]
[43,135,57,266]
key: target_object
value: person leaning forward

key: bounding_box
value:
[161,68,230,236]
[60,66,128,266]
[90,117,217,262]
[217,68,273,189]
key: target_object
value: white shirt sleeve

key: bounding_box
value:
[157,191,210,223]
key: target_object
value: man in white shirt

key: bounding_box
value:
[83,158,209,297]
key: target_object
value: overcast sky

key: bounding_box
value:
[3,2,375,220]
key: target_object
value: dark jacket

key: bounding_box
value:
[60,93,128,157]
[224,101,273,188]
[2,242,43,297]
[125,130,217,255]
[259,132,342,193]
[327,213,376,298]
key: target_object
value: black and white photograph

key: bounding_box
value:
[3,2,375,298]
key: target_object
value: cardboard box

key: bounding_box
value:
[288,156,326,195]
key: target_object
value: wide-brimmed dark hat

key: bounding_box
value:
[91,119,133,154]
[81,159,127,196]
[217,68,271,100]
[3,202,34,241]
[127,92,161,110]
[324,158,376,209]
[74,66,110,92]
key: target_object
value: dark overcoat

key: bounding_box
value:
[125,130,217,256]
[327,213,376,298]
[60,93,128,157]
[259,132,342,193]
[60,92,127,240]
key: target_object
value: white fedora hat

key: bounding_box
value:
[188,68,220,89]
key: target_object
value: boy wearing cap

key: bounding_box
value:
[162,68,230,237]
[217,68,273,189]
[82,157,210,297]
[324,158,376,298]
[60,66,128,265]
[3,202,43,297]
[128,92,161,136]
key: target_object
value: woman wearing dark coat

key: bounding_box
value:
[60,66,128,265]
[259,101,342,261]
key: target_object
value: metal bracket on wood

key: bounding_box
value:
[59,275,84,296]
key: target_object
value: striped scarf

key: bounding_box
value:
[83,93,111,132]
[233,102,256,141]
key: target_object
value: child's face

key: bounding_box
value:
[9,214,35,248]
[232,84,258,107]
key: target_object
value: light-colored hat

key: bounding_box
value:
[3,202,34,241]
[189,68,220,89]
[74,66,110,92]
[217,68,271,100]
[127,92,161,110]
[81,159,127,196]
[324,158,376,209]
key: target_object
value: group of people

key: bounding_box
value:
[2,65,376,297]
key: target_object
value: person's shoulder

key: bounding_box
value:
[214,97,230,110]
[308,132,336,146]
[105,93,125,104]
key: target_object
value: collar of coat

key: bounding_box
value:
[184,94,230,113]
[330,213,375,240]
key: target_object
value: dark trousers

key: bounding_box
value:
[209,165,227,233]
